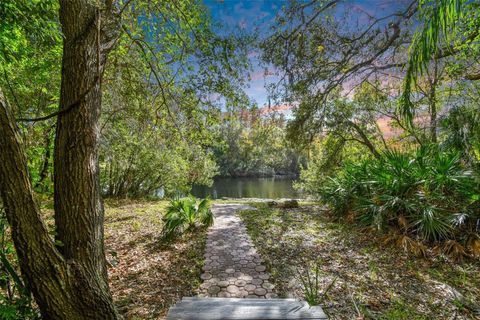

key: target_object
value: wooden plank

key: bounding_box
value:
[176,298,303,309]
[166,298,327,320]
[180,297,298,305]
[182,297,298,303]
[167,307,327,320]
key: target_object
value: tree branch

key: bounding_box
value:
[16,75,99,123]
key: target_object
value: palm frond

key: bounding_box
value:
[162,196,213,239]
[399,0,465,124]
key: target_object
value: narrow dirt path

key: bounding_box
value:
[199,204,277,298]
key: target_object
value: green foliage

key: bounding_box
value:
[380,298,429,320]
[213,110,305,177]
[295,136,367,198]
[400,0,479,123]
[99,28,222,198]
[316,146,479,244]
[262,0,479,164]
[162,196,213,238]
[96,0,253,197]
[1,0,252,201]
[440,104,480,165]
[0,0,61,193]
[0,0,60,65]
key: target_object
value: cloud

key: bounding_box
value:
[259,104,292,115]
[238,19,247,29]
[250,71,265,81]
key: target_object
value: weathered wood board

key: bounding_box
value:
[167,297,328,320]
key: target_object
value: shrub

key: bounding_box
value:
[162,196,213,238]
[317,146,480,253]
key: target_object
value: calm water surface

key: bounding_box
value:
[191,177,301,199]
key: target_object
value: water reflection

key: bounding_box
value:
[191,176,301,199]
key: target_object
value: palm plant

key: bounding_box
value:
[320,163,370,217]
[319,146,479,253]
[162,196,213,239]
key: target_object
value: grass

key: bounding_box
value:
[104,199,207,319]
[380,298,429,320]
[238,203,480,320]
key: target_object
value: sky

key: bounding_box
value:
[204,1,282,108]
[203,0,410,108]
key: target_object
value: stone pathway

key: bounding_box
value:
[199,204,277,299]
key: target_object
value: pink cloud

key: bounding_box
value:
[238,19,247,29]
[250,71,265,81]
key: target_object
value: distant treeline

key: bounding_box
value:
[212,109,306,178]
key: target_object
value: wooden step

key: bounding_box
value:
[181,297,298,304]
[166,297,328,320]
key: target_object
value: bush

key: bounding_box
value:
[162,196,213,238]
[317,146,480,254]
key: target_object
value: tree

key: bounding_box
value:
[400,0,480,122]
[0,0,121,318]
[262,0,479,157]
[212,109,303,177]
[261,0,418,153]
[0,0,251,317]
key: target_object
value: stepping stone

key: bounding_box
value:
[254,288,267,296]
[200,273,212,280]
[217,291,230,298]
[226,285,240,294]
[208,286,221,295]
[239,275,253,281]
[234,279,247,287]
[255,265,266,272]
[263,282,274,290]
[208,278,220,285]
[244,284,256,292]
[198,204,277,299]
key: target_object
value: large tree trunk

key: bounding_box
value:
[54,0,120,318]
[0,89,78,318]
[1,88,119,318]
[0,1,121,318]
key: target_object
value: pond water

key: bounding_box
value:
[191,176,301,199]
